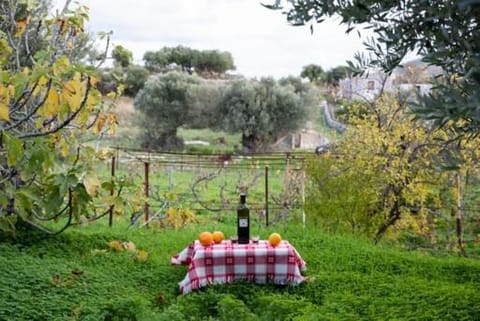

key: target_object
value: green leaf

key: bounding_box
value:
[4,132,23,166]
[0,215,17,233]
[43,187,65,215]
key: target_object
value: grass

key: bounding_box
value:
[1,218,480,321]
[94,150,304,222]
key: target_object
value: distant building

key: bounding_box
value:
[339,69,392,100]
[338,60,443,101]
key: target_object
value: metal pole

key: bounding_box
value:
[265,165,269,226]
[144,161,150,227]
[109,155,116,227]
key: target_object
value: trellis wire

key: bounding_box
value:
[109,147,307,227]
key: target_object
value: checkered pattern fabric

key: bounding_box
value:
[171,240,306,294]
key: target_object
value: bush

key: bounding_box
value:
[125,65,149,97]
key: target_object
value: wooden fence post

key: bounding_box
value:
[108,155,116,227]
[144,161,150,227]
[265,165,269,226]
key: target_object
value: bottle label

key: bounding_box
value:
[239,218,248,227]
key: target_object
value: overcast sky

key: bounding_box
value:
[54,0,368,79]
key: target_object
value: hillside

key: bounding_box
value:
[1,222,479,320]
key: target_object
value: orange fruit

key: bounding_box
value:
[212,231,224,244]
[198,231,213,247]
[268,233,282,247]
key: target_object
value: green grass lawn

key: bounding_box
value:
[1,219,480,321]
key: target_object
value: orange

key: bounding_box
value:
[198,231,213,247]
[212,231,224,244]
[268,233,282,247]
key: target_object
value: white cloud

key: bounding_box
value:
[54,0,368,78]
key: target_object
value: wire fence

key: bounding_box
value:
[105,147,310,227]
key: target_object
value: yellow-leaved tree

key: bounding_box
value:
[306,94,480,246]
[0,0,121,237]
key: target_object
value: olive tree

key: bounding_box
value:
[217,78,307,152]
[300,64,324,83]
[134,71,201,149]
[268,0,480,137]
[143,46,236,76]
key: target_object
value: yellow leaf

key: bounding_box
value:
[53,56,71,76]
[0,87,10,121]
[83,174,101,197]
[62,78,87,110]
[44,89,60,117]
[93,114,106,134]
[122,241,136,252]
[106,91,117,99]
[37,76,48,86]
[0,103,9,121]
[86,91,101,109]
[15,18,28,37]
[89,76,99,87]
[135,250,148,262]
[107,113,118,135]
[108,240,123,251]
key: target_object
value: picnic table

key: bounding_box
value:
[171,239,306,294]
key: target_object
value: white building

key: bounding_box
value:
[338,60,442,101]
[338,69,393,100]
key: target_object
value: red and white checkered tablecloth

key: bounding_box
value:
[171,240,306,294]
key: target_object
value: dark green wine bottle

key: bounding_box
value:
[237,193,250,244]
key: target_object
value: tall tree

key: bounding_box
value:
[0,1,117,236]
[268,0,480,137]
[111,45,133,68]
[194,49,235,75]
[143,46,236,76]
[324,65,351,87]
[306,95,469,243]
[300,64,324,83]
[217,78,307,152]
[134,71,201,149]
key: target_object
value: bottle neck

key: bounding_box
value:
[240,194,246,204]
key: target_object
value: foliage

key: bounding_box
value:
[111,44,133,68]
[133,71,203,150]
[143,45,235,76]
[1,221,479,320]
[278,75,307,94]
[98,64,149,97]
[217,78,308,152]
[300,64,324,83]
[269,0,480,138]
[306,95,461,243]
[323,65,351,87]
[124,65,149,96]
[184,79,224,130]
[193,49,236,76]
[161,207,197,230]
[96,67,124,95]
[0,0,95,68]
[0,1,118,236]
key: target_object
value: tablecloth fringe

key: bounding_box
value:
[179,276,305,294]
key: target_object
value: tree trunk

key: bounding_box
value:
[374,200,401,244]
[455,172,466,256]
[241,134,258,153]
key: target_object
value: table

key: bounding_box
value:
[171,239,306,294]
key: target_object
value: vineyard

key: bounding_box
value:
[99,148,310,228]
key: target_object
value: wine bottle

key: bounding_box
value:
[237,193,250,244]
